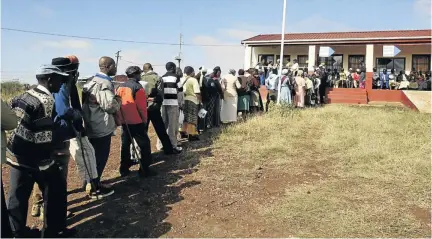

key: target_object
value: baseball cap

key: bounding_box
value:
[36,64,69,76]
[125,66,142,76]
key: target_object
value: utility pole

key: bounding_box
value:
[175,33,183,69]
[115,50,121,68]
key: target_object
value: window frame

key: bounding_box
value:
[412,54,431,72]
[376,57,406,73]
[317,54,344,71]
[275,55,291,66]
[348,55,365,71]
[297,55,309,68]
[258,54,275,65]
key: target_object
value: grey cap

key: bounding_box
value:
[36,64,69,76]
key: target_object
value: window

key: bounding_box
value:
[317,54,343,71]
[412,55,431,72]
[348,55,365,71]
[258,54,274,65]
[276,55,290,66]
[376,58,406,73]
[297,55,309,68]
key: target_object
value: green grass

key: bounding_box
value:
[209,104,431,237]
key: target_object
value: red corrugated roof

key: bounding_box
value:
[242,29,432,42]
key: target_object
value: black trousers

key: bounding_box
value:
[147,108,173,153]
[89,134,112,180]
[319,85,326,104]
[7,164,66,237]
[2,183,12,238]
[120,123,152,171]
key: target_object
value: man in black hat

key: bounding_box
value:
[6,65,76,238]
[117,66,157,177]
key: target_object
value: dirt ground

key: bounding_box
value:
[2,126,296,237]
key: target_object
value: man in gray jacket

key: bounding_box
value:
[82,56,121,185]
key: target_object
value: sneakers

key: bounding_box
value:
[86,183,115,199]
[31,204,42,217]
[119,159,138,177]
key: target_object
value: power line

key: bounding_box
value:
[1,27,240,47]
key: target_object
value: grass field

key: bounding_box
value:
[1,82,430,237]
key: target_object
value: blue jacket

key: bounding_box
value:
[52,81,84,141]
[380,73,389,82]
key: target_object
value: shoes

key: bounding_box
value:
[119,159,137,177]
[31,204,42,217]
[87,183,115,199]
[138,168,158,178]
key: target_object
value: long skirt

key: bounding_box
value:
[221,96,238,123]
[183,100,198,136]
[279,86,291,104]
[295,87,305,107]
[206,94,221,128]
[237,94,250,112]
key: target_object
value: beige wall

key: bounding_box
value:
[248,43,431,73]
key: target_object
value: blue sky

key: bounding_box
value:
[1,0,431,83]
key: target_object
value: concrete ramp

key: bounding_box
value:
[402,91,431,113]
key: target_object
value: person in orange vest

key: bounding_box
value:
[116,66,157,177]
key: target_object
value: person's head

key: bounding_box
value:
[51,56,80,84]
[356,69,361,74]
[333,68,338,73]
[391,69,395,74]
[341,68,345,72]
[282,68,289,75]
[277,59,280,63]
[238,69,245,76]
[125,66,142,80]
[293,59,298,63]
[165,62,176,73]
[399,70,404,75]
[143,63,153,73]
[419,70,423,75]
[184,66,195,77]
[349,68,353,72]
[99,56,117,76]
[373,67,377,72]
[176,67,183,78]
[213,66,221,77]
[229,69,236,76]
[297,70,304,77]
[326,68,331,73]
[383,68,387,73]
[36,65,69,93]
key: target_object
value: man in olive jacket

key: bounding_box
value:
[140,63,182,155]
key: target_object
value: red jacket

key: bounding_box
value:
[115,79,148,125]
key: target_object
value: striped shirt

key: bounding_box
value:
[161,72,182,106]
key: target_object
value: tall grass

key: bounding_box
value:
[1,82,26,103]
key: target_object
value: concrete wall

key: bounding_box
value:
[246,44,431,73]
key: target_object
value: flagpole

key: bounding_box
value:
[277,0,287,104]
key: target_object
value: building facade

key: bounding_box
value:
[241,29,431,110]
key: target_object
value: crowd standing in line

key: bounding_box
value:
[1,53,431,238]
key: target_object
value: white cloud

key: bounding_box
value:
[33,5,54,18]
[192,36,244,74]
[38,39,91,49]
[414,0,432,16]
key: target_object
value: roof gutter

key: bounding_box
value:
[242,36,432,44]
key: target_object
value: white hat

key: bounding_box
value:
[36,64,69,76]
[282,69,289,75]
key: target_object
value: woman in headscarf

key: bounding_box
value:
[220,69,241,123]
[294,69,306,108]
[279,68,291,104]
[203,66,223,128]
[195,67,207,132]
[237,69,251,120]
[181,66,201,141]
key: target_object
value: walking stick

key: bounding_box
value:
[118,108,146,175]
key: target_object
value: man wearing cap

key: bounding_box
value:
[82,57,121,184]
[140,63,181,155]
[117,66,157,177]
[6,65,76,237]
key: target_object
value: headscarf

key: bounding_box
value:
[282,69,289,75]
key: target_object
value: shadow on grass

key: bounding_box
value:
[68,127,223,238]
